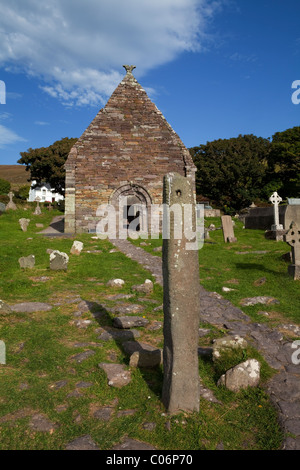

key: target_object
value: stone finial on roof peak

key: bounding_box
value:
[123,65,136,75]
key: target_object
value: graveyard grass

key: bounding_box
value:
[1,209,297,450]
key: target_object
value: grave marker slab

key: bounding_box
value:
[19,218,30,232]
[270,192,283,230]
[5,192,17,211]
[221,215,237,243]
[284,221,300,280]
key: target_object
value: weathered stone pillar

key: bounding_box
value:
[162,172,200,414]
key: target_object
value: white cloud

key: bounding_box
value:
[0,124,26,148]
[0,0,223,106]
[34,121,50,126]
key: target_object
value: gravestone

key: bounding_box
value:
[5,192,17,211]
[221,215,237,243]
[19,255,35,269]
[265,192,286,241]
[70,240,84,255]
[49,250,69,270]
[284,221,300,280]
[162,172,200,414]
[270,192,283,230]
[0,202,5,214]
[19,218,30,232]
[34,197,42,215]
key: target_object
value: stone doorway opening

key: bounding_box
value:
[110,184,152,235]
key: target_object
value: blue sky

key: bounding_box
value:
[0,0,299,165]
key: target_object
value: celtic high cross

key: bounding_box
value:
[284,221,300,280]
[269,192,283,230]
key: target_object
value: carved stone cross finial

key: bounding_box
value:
[269,191,282,205]
[123,65,136,75]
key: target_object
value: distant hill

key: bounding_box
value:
[0,165,30,188]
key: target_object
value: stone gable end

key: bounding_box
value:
[65,66,196,234]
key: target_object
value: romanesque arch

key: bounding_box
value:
[110,183,152,233]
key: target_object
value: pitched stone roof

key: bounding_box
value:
[66,66,195,174]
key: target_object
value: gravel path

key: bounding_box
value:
[110,237,300,450]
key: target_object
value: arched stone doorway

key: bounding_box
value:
[110,183,152,235]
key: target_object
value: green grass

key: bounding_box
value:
[0,207,286,450]
[131,217,300,326]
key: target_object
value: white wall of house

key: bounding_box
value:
[27,180,64,203]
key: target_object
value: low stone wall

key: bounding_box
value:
[244,205,300,230]
[204,209,221,217]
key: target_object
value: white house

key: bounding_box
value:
[27,180,64,203]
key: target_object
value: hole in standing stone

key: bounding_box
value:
[176,190,182,197]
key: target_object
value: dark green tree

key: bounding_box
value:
[266,126,300,198]
[0,178,11,195]
[18,137,78,195]
[14,185,31,200]
[190,134,271,213]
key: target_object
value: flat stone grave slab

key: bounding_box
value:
[113,316,149,329]
[10,302,53,313]
[111,437,156,450]
[98,363,131,388]
[107,303,145,315]
[65,435,100,450]
[98,328,141,342]
[70,350,95,363]
[240,296,280,307]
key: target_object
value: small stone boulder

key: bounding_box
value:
[49,250,69,270]
[19,255,35,269]
[217,359,261,392]
[106,278,125,287]
[129,349,162,368]
[113,316,149,329]
[19,218,30,232]
[240,296,279,307]
[0,300,12,315]
[70,240,84,256]
[98,363,131,388]
[212,335,248,361]
[131,279,153,294]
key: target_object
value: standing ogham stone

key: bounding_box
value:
[284,221,300,280]
[162,172,200,414]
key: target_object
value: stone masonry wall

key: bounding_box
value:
[65,69,196,233]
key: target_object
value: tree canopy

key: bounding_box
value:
[190,134,271,213]
[0,178,11,195]
[18,137,77,195]
[266,126,300,198]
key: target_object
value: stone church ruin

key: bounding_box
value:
[64,65,196,234]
